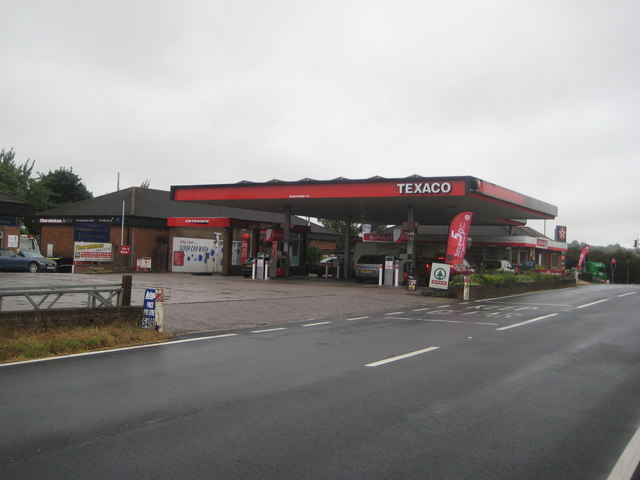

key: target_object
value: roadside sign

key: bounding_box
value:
[119,245,131,255]
[429,262,451,290]
[142,288,164,331]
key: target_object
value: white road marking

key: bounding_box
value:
[606,423,640,480]
[250,327,288,333]
[365,346,440,367]
[386,311,404,315]
[617,292,637,298]
[386,316,498,326]
[0,333,239,367]
[412,307,430,312]
[576,299,609,309]
[496,313,559,331]
[347,316,369,321]
[302,321,332,327]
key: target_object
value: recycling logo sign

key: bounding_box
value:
[429,263,451,290]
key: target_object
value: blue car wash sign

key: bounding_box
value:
[142,288,164,331]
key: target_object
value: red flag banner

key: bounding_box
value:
[445,211,473,265]
[577,245,589,270]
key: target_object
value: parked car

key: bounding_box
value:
[354,254,387,282]
[0,249,58,272]
[311,256,343,277]
[480,259,515,274]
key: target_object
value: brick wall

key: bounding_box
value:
[0,226,21,250]
[40,225,75,257]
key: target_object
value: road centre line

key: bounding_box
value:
[617,292,637,298]
[250,327,288,334]
[0,333,239,368]
[496,313,558,331]
[365,346,440,367]
[576,298,610,309]
[413,307,430,311]
[386,316,498,326]
[386,311,404,315]
[606,422,640,480]
[347,316,369,321]
[302,321,332,327]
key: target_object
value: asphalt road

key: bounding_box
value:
[1,284,640,479]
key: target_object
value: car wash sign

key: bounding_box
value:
[142,288,164,331]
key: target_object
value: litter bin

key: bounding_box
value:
[407,275,417,292]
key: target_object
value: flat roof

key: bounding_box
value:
[171,175,558,226]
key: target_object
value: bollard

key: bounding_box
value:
[463,275,470,301]
[378,264,383,285]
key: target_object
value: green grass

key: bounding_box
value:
[0,322,171,363]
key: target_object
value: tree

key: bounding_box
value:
[0,149,93,235]
[38,167,93,207]
[0,148,36,199]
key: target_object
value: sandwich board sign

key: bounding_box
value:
[429,263,451,290]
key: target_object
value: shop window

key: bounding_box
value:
[74,222,110,242]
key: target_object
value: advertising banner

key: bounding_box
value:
[171,237,216,273]
[445,212,473,265]
[577,245,589,270]
[74,242,113,262]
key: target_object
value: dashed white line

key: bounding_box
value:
[302,321,332,327]
[496,313,558,331]
[412,307,430,312]
[386,311,404,315]
[576,299,610,309]
[250,327,288,334]
[347,316,369,321]
[385,316,498,326]
[365,346,440,367]
[617,292,637,298]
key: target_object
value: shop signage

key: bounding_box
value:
[119,245,131,255]
[429,263,451,290]
[363,233,393,242]
[392,229,410,243]
[537,238,548,248]
[396,182,452,195]
[555,226,567,242]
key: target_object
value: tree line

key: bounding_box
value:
[0,148,93,234]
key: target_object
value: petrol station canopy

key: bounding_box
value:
[171,175,557,227]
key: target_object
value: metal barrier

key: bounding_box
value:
[0,276,132,311]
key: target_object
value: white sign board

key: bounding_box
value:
[429,262,451,290]
[74,242,113,262]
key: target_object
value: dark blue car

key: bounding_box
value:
[0,249,57,272]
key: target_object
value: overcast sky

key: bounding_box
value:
[2,1,638,247]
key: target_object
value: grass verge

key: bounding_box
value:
[0,321,172,363]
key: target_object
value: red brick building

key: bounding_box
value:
[37,187,338,273]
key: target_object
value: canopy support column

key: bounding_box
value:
[343,214,351,279]
[407,204,416,274]
[283,206,291,277]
